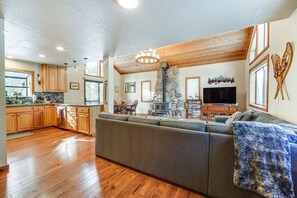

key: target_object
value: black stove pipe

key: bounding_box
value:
[162,68,167,103]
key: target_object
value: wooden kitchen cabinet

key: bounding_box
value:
[17,112,33,132]
[46,66,58,92]
[77,113,90,134]
[42,64,67,92]
[44,106,57,126]
[33,106,45,128]
[6,113,16,133]
[66,107,91,135]
[6,105,57,133]
[67,106,77,131]
[57,67,67,92]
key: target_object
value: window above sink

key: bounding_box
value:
[5,69,34,97]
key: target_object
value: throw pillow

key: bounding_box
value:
[225,111,242,126]
[237,110,253,121]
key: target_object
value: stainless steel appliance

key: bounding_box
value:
[57,105,67,129]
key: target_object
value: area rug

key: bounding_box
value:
[7,132,34,140]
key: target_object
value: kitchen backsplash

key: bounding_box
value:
[34,92,64,103]
[6,92,64,104]
[6,97,33,105]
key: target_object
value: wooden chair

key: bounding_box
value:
[125,100,138,115]
[114,100,122,114]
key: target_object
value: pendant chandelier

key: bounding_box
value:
[135,49,160,64]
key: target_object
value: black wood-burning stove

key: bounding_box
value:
[154,62,170,116]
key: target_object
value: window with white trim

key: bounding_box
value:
[249,56,269,111]
[249,23,269,64]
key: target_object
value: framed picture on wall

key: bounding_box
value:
[141,81,152,102]
[115,86,119,93]
[70,82,79,90]
[125,82,136,93]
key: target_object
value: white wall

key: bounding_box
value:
[179,61,246,111]
[64,64,103,104]
[245,9,297,124]
[121,60,246,114]
[114,69,121,101]
[121,71,157,114]
[0,18,7,168]
[5,59,42,92]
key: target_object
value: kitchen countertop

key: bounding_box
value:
[6,102,103,107]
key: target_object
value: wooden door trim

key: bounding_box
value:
[185,76,201,102]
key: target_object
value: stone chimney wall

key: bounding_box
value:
[152,66,185,117]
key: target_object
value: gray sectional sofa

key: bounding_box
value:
[95,111,297,198]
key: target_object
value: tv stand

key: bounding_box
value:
[201,104,238,122]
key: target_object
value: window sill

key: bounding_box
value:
[249,104,268,112]
[249,45,269,66]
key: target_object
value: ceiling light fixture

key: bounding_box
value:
[73,60,77,72]
[38,54,45,58]
[84,58,88,67]
[56,46,64,51]
[135,49,160,64]
[117,0,138,9]
[6,56,13,59]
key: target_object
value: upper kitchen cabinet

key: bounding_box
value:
[42,64,67,92]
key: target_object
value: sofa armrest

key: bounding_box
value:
[214,116,230,123]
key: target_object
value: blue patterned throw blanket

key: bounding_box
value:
[233,121,295,198]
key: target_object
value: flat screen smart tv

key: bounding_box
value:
[203,87,236,104]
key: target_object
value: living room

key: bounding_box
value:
[0,1,297,198]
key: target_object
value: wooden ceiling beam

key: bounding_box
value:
[117,50,246,74]
[114,27,253,75]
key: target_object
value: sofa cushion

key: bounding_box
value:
[253,112,297,134]
[207,122,233,135]
[225,112,242,126]
[254,113,280,124]
[98,112,129,121]
[160,119,206,132]
[250,109,263,121]
[128,116,161,125]
[237,110,253,121]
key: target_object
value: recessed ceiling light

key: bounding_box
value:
[6,56,13,59]
[56,46,64,51]
[117,0,138,9]
[38,54,45,58]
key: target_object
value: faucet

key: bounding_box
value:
[10,91,17,97]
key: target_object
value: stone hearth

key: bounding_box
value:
[151,66,185,117]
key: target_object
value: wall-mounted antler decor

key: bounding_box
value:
[271,42,294,100]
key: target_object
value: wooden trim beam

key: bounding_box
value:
[0,164,9,172]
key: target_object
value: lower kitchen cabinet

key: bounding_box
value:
[6,105,56,133]
[17,112,33,132]
[6,104,103,135]
[77,113,90,134]
[67,106,77,131]
[66,106,99,135]
[6,113,16,134]
[44,106,56,126]
[33,106,45,128]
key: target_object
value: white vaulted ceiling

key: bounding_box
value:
[0,0,297,65]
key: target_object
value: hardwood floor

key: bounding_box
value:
[1,128,205,198]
